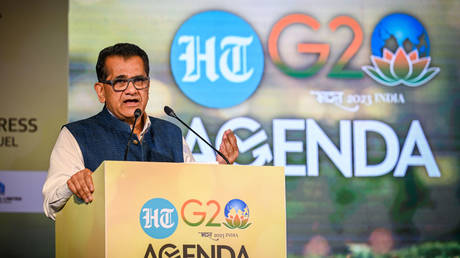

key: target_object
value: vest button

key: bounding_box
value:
[133,139,139,145]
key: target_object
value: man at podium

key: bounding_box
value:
[42,43,239,220]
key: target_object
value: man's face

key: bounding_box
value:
[94,55,149,123]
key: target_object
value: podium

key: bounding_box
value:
[56,161,286,257]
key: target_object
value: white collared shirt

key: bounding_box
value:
[42,114,195,220]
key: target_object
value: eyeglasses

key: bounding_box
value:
[100,76,150,92]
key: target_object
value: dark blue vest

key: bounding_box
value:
[65,107,184,171]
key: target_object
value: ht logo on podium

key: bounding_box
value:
[140,198,251,257]
[139,198,179,239]
[170,10,264,108]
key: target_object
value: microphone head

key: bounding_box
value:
[134,108,142,118]
[164,106,176,117]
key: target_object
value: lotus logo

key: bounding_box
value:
[223,199,251,229]
[363,47,440,87]
[362,13,440,87]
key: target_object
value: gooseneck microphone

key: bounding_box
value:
[164,106,230,164]
[124,108,142,161]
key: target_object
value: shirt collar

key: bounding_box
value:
[106,107,151,139]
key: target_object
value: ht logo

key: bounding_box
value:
[178,35,254,83]
[139,198,178,239]
[170,10,264,108]
[142,207,175,229]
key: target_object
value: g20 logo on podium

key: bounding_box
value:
[170,10,264,108]
[139,198,178,239]
[139,198,252,239]
[181,198,252,229]
[223,199,251,229]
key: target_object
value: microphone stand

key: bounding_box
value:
[124,108,142,161]
[164,106,230,164]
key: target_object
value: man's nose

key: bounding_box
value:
[124,80,137,94]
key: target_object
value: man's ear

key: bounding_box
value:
[94,83,106,103]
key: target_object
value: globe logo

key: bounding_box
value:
[139,198,178,239]
[170,10,264,108]
[0,182,5,195]
[362,13,440,87]
[223,199,251,229]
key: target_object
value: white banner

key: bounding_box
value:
[0,171,47,213]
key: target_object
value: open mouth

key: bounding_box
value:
[123,99,140,104]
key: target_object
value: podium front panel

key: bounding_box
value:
[105,161,286,258]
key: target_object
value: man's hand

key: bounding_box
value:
[217,129,239,164]
[67,168,94,203]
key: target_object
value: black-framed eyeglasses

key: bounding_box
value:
[100,76,150,92]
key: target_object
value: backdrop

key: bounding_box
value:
[68,0,460,256]
[0,1,67,257]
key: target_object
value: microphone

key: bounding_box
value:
[164,106,230,164]
[124,108,142,161]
